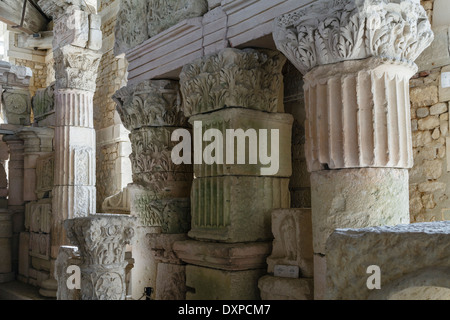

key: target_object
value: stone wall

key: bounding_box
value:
[409,0,450,222]
[12,59,47,98]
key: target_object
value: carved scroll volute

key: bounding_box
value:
[273,0,434,75]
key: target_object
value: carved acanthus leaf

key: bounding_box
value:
[273,0,434,75]
[113,80,187,131]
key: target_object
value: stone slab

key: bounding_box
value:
[326,221,450,300]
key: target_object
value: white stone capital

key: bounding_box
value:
[273,0,434,75]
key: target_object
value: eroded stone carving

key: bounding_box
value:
[53,46,102,92]
[64,215,135,300]
[113,80,188,131]
[180,48,286,117]
[190,176,290,243]
[1,90,31,125]
[32,83,55,121]
[147,0,208,37]
[273,0,434,75]
[36,154,54,199]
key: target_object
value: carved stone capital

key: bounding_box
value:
[179,48,286,117]
[273,0,434,75]
[0,61,32,88]
[64,214,136,300]
[16,127,54,154]
[113,80,188,131]
[53,46,101,92]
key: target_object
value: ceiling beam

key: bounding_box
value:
[0,0,49,34]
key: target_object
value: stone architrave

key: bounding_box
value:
[273,0,434,300]
[64,214,135,300]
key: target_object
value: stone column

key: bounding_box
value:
[273,0,434,299]
[3,135,25,276]
[113,79,192,300]
[175,48,292,299]
[0,210,14,283]
[38,1,102,258]
[64,214,135,300]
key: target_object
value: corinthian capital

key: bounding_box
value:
[113,80,187,131]
[273,0,434,74]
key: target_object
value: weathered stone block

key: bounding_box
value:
[266,209,313,278]
[173,240,271,271]
[189,108,293,178]
[326,221,450,300]
[258,275,313,300]
[155,263,186,300]
[180,48,286,117]
[186,265,265,300]
[410,85,439,108]
[147,233,188,265]
[189,176,290,243]
[311,168,410,255]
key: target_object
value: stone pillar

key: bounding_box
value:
[38,1,102,258]
[176,48,292,299]
[0,61,33,126]
[0,210,14,283]
[64,214,135,300]
[17,128,54,202]
[113,79,192,300]
[17,127,55,295]
[273,0,434,299]
[3,135,25,276]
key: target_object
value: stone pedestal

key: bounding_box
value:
[273,0,434,299]
[64,214,135,300]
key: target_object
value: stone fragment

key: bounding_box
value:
[173,240,271,271]
[326,221,450,300]
[186,265,265,300]
[311,168,410,254]
[258,275,313,300]
[430,103,447,115]
[410,85,439,107]
[189,176,290,243]
[266,209,313,278]
[416,107,429,118]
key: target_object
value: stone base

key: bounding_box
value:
[39,279,57,298]
[174,240,271,271]
[311,168,410,254]
[258,275,313,300]
[0,272,15,283]
[186,265,265,300]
